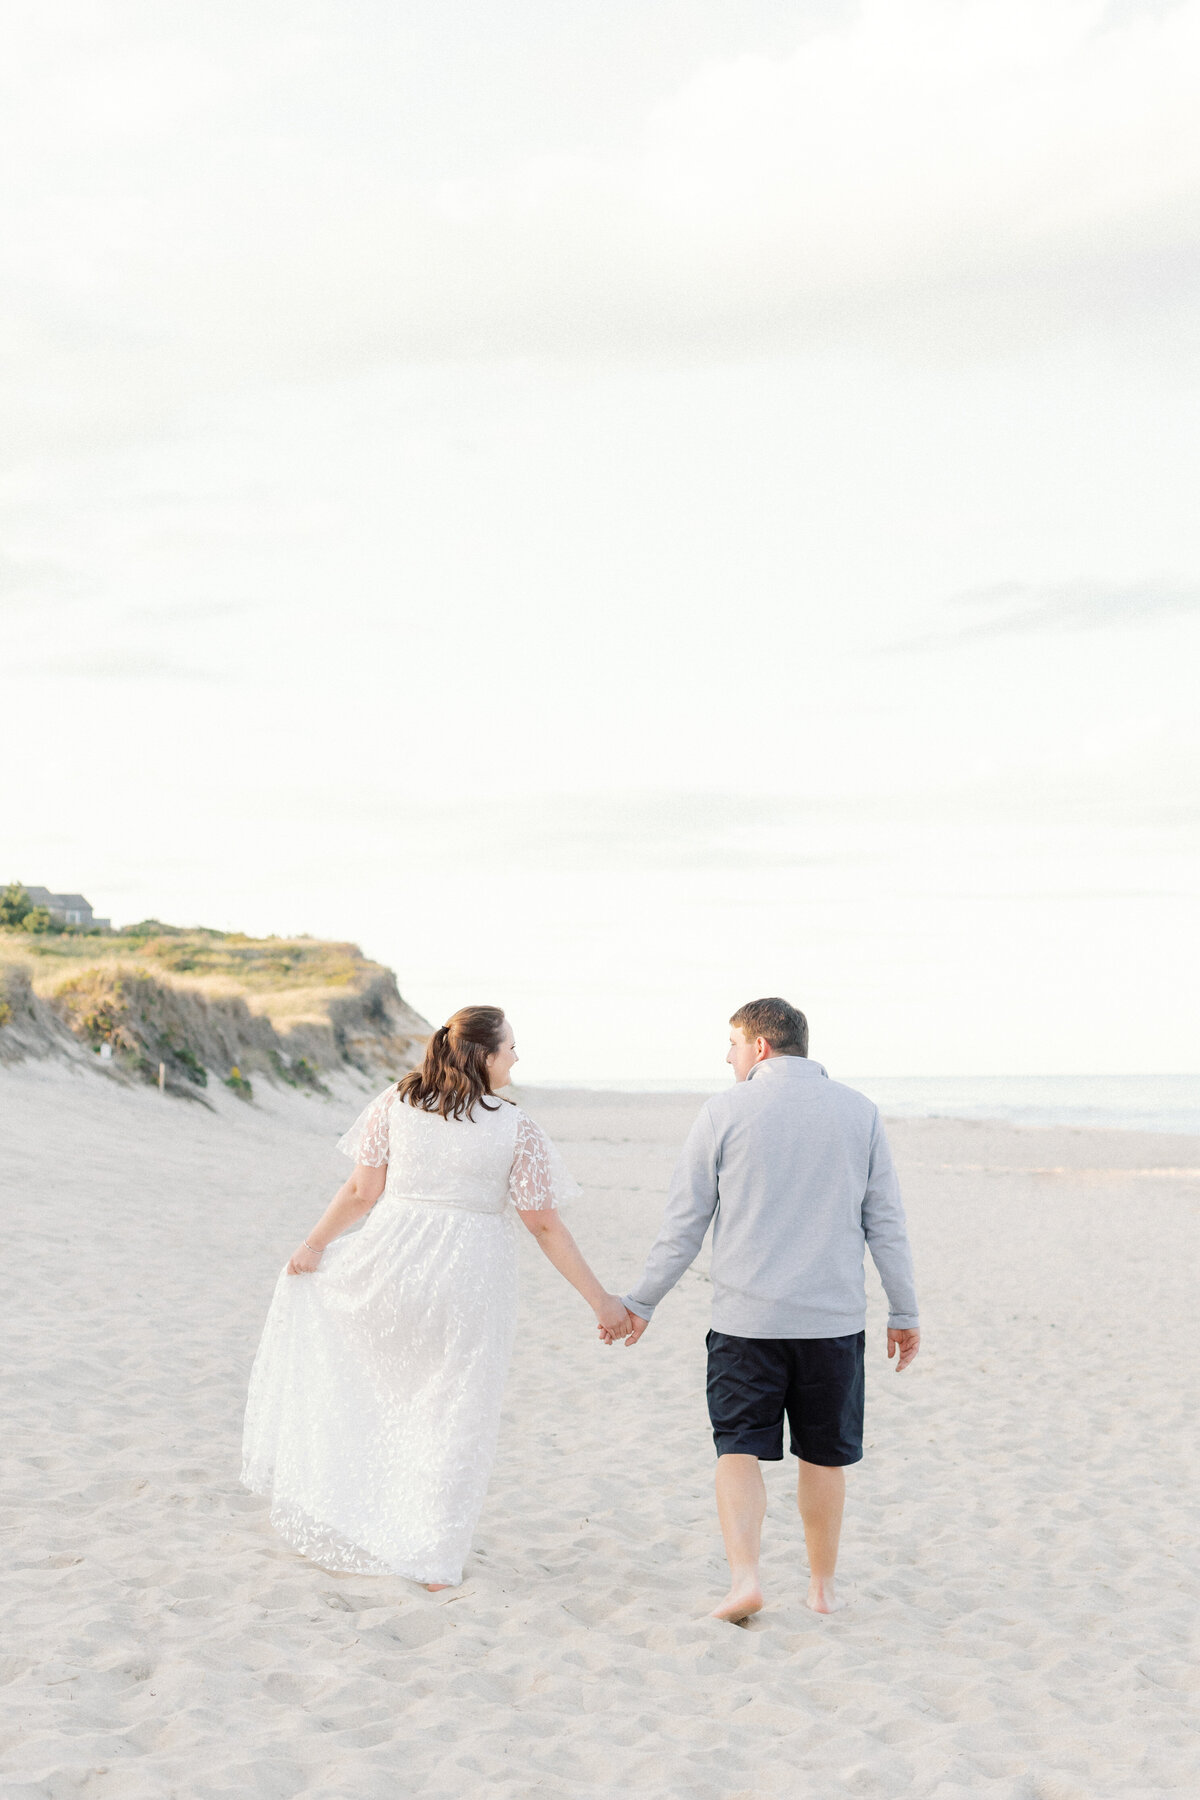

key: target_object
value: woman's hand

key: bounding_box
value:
[286,1240,323,1275]
[593,1292,632,1342]
[283,1168,385,1277]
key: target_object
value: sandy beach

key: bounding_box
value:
[2,1062,1198,1799]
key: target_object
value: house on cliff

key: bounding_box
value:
[23,888,111,930]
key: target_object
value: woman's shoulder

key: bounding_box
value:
[509,1106,554,1151]
[480,1095,521,1131]
[337,1083,400,1164]
[507,1094,550,1137]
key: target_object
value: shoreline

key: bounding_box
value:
[518,1073,1200,1138]
[7,1050,1200,1137]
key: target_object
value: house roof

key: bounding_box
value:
[21,887,93,911]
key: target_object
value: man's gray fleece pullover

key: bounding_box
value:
[621,1055,919,1339]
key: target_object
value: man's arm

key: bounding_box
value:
[620,1106,720,1329]
[862,1110,919,1330]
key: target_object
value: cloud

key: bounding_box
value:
[10,650,221,682]
[188,1,1200,363]
[0,552,73,605]
[891,576,1200,647]
[2,0,1200,460]
[225,765,1200,881]
[223,788,885,875]
[121,600,254,624]
[1102,0,1188,22]
[378,792,844,874]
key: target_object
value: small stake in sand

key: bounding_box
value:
[158,1061,165,1094]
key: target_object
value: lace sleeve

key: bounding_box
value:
[335,1087,395,1167]
[508,1112,582,1212]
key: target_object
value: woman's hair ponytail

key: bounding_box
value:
[397,1006,508,1121]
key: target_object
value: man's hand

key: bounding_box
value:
[887,1327,920,1371]
[597,1310,649,1345]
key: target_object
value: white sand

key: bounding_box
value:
[2,1063,1198,1799]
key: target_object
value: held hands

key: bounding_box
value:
[887,1327,920,1371]
[593,1293,632,1342]
[286,1240,323,1275]
[594,1294,649,1347]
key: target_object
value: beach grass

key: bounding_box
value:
[0,924,428,1090]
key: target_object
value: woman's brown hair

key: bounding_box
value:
[396,1005,509,1121]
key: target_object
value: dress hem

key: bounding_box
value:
[241,1470,464,1587]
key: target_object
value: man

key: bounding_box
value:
[615,997,920,1622]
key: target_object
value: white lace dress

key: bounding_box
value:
[241,1089,579,1586]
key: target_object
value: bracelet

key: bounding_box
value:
[303,1239,321,1253]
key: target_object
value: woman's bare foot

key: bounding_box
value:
[711,1578,764,1623]
[424,1582,450,1592]
[806,1576,846,1614]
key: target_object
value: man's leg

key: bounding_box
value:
[712,1453,766,1622]
[796,1460,846,1613]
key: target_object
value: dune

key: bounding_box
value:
[0,923,430,1095]
[1,1063,1197,1798]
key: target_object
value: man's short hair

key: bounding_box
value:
[729,997,809,1057]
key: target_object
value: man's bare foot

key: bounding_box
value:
[711,1579,764,1623]
[806,1576,846,1614]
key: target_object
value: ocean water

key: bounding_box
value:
[539,1073,1200,1136]
[845,1074,1200,1137]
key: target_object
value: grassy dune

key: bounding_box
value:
[0,923,430,1099]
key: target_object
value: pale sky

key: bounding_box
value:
[4,0,1198,1082]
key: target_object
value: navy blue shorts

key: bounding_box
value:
[706,1329,865,1466]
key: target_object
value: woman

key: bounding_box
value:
[242,1006,629,1589]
